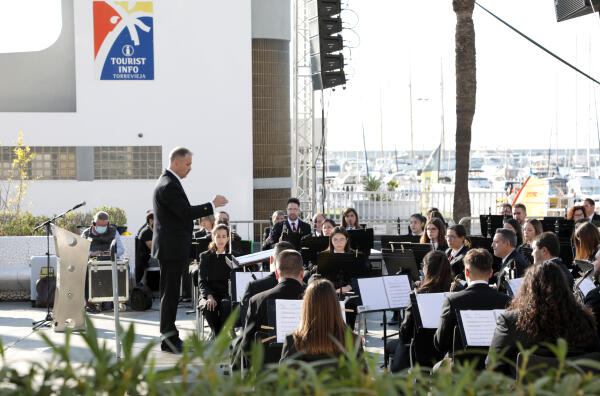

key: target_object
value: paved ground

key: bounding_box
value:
[0,300,389,373]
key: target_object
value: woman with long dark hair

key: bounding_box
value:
[503,218,524,247]
[391,251,452,370]
[486,261,600,375]
[341,207,360,230]
[420,218,448,251]
[281,279,359,364]
[573,221,600,261]
[198,224,233,336]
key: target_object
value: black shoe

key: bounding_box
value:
[160,337,183,354]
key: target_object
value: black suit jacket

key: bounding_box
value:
[592,213,600,224]
[242,272,278,302]
[486,309,600,375]
[446,245,470,279]
[585,286,600,339]
[264,219,312,249]
[151,170,213,261]
[242,278,305,351]
[494,249,529,285]
[434,283,511,356]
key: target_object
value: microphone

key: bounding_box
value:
[72,201,86,210]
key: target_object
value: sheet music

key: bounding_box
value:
[235,249,274,266]
[382,275,411,308]
[233,271,270,302]
[357,278,388,311]
[415,292,449,329]
[578,278,597,298]
[507,278,523,296]
[275,299,345,343]
[459,310,499,347]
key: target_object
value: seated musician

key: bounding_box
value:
[503,218,523,247]
[262,210,285,248]
[445,224,470,279]
[584,198,600,223]
[280,278,362,366]
[499,202,512,217]
[567,205,587,222]
[198,224,233,336]
[532,232,574,288]
[486,262,600,376]
[242,241,294,302]
[420,218,448,251]
[263,198,312,249]
[321,226,367,327]
[311,213,325,236]
[522,219,543,248]
[135,211,154,284]
[491,228,529,285]
[434,249,511,360]
[584,248,600,338]
[573,221,600,262]
[193,215,215,239]
[341,207,361,230]
[388,251,452,371]
[321,219,336,237]
[214,212,242,242]
[81,211,125,258]
[242,250,305,364]
[513,203,527,227]
[408,213,426,236]
[428,210,447,226]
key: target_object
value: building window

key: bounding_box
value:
[0,146,76,180]
[94,146,162,180]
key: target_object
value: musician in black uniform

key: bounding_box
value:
[421,218,448,251]
[263,198,311,249]
[408,213,426,236]
[532,232,574,288]
[242,241,294,302]
[135,211,154,284]
[262,210,285,248]
[341,207,360,230]
[491,228,529,287]
[584,249,600,338]
[193,215,214,239]
[152,146,228,353]
[445,224,470,280]
[198,224,234,336]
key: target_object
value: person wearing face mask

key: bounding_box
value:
[81,211,125,258]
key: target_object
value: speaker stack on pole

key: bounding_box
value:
[554,0,600,22]
[309,0,346,90]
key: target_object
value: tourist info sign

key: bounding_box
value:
[93,1,155,80]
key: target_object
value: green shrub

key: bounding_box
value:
[0,211,49,236]
[2,311,600,395]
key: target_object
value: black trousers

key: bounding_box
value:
[344,296,361,328]
[199,296,231,335]
[159,259,185,339]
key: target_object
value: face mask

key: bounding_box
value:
[95,225,107,234]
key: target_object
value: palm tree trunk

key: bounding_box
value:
[453,0,476,228]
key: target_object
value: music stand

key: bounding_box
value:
[391,242,433,266]
[348,228,374,253]
[280,231,302,250]
[316,252,366,285]
[559,240,574,267]
[479,215,509,238]
[381,251,420,282]
[232,240,253,255]
[300,236,329,267]
[380,235,421,250]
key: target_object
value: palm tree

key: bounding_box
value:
[452,0,476,228]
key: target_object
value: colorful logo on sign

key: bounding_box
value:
[93,1,154,80]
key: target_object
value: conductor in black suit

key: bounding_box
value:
[263,198,312,249]
[152,146,228,353]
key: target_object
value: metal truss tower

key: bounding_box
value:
[292,0,316,217]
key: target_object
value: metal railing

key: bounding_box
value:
[320,189,506,223]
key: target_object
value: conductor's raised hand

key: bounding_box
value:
[212,195,228,208]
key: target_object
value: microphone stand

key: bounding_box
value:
[32,202,86,330]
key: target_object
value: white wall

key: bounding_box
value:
[0,1,253,236]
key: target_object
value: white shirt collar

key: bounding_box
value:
[166,168,182,182]
[590,213,595,221]
[468,280,488,286]
[502,248,515,264]
[288,219,298,227]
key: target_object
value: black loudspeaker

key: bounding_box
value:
[312,70,346,90]
[555,0,600,22]
[310,36,343,55]
[309,0,341,18]
[310,53,344,74]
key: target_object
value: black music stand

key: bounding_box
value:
[300,236,329,267]
[316,252,366,285]
[348,228,374,254]
[232,240,253,255]
[280,231,302,250]
[380,235,421,250]
[391,242,433,266]
[381,250,420,283]
[479,215,509,238]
